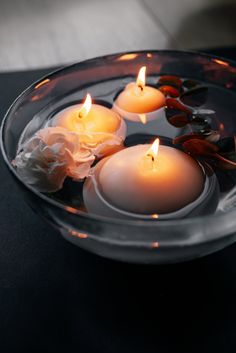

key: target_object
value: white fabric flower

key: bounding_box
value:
[13,127,95,192]
[77,131,124,158]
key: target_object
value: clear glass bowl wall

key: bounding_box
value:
[2,50,236,263]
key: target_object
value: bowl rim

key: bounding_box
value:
[1,49,236,240]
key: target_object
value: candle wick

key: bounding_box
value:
[147,153,155,162]
[138,84,144,92]
[78,110,84,119]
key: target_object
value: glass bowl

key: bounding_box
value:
[2,50,236,264]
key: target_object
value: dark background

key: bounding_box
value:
[0,48,236,353]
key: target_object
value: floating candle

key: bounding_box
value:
[83,139,211,219]
[50,94,126,157]
[113,66,166,123]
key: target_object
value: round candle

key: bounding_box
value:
[114,66,166,118]
[50,94,126,156]
[84,139,205,215]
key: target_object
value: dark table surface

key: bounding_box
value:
[1,50,236,353]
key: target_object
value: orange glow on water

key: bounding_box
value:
[139,113,147,124]
[219,123,225,131]
[68,229,88,239]
[151,241,159,248]
[64,206,78,214]
[35,78,50,89]
[213,59,229,67]
[116,53,139,61]
[151,214,159,219]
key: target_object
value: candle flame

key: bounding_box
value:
[78,93,92,118]
[146,138,159,162]
[139,113,147,124]
[136,66,146,90]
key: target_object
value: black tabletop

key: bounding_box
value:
[1,50,236,353]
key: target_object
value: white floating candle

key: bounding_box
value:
[83,139,206,218]
[113,66,166,123]
[50,94,126,157]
